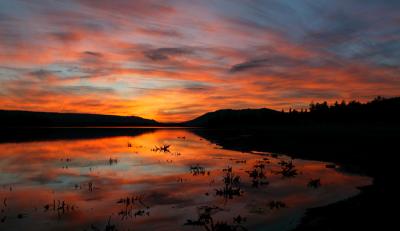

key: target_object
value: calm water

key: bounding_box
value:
[0,129,371,231]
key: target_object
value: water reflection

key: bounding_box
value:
[0,129,371,231]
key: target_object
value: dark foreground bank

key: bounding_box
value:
[192,125,397,230]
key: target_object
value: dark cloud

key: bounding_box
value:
[129,82,213,93]
[57,86,115,95]
[347,39,400,68]
[230,58,269,73]
[303,11,368,47]
[137,27,183,38]
[83,51,103,57]
[29,69,63,80]
[144,47,193,61]
[230,55,310,73]
[280,89,341,99]
[182,82,213,91]
[0,22,21,45]
[75,0,175,18]
[51,32,82,42]
[29,69,54,78]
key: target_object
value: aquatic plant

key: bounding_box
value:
[268,200,287,210]
[246,163,269,187]
[43,199,76,219]
[190,164,206,176]
[88,182,94,192]
[104,216,117,231]
[108,157,118,165]
[215,167,243,200]
[233,215,247,224]
[116,195,150,220]
[275,160,298,178]
[151,144,171,152]
[308,179,322,188]
[185,206,247,231]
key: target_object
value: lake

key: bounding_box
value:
[0,128,371,231]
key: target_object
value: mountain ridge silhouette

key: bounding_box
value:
[1,96,399,127]
[185,96,400,127]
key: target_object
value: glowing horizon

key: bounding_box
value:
[1,0,399,122]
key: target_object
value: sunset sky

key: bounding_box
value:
[0,0,399,122]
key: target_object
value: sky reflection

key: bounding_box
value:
[0,129,371,230]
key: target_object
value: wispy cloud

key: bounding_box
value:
[0,0,399,121]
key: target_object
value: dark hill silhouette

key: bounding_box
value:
[185,96,400,127]
[0,110,159,127]
[2,96,399,127]
[185,108,284,127]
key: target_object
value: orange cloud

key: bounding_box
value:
[1,1,399,121]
